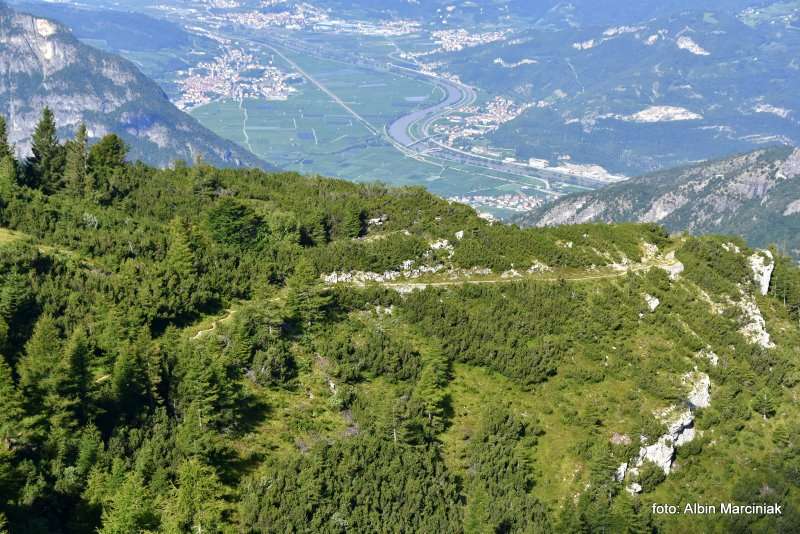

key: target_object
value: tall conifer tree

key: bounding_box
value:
[27,107,65,192]
[64,123,88,194]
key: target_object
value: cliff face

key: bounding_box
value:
[519,147,800,257]
[0,4,268,169]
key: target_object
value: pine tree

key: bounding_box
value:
[0,358,25,448]
[161,459,227,534]
[64,123,88,194]
[341,204,365,239]
[0,115,12,161]
[17,315,62,406]
[286,256,330,329]
[300,209,328,246]
[0,272,32,324]
[412,351,448,437]
[590,445,619,484]
[251,341,295,386]
[166,218,195,278]
[111,342,151,420]
[99,472,157,534]
[772,424,790,448]
[27,107,65,192]
[88,134,127,176]
[612,493,651,534]
[0,116,15,203]
[0,156,17,202]
[45,326,92,429]
[752,388,776,420]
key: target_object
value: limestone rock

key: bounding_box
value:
[660,251,684,280]
[638,440,675,474]
[697,348,719,366]
[738,292,775,349]
[615,463,628,482]
[626,482,643,495]
[683,372,711,409]
[749,250,774,296]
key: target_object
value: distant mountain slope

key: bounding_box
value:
[433,3,800,175]
[518,146,800,257]
[0,3,267,169]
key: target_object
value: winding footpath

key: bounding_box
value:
[337,256,679,292]
[191,309,237,340]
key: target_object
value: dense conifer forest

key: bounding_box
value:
[1,110,800,532]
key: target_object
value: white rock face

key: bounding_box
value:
[697,348,719,366]
[34,18,57,37]
[623,106,703,123]
[683,372,711,409]
[430,239,453,251]
[493,58,537,68]
[784,200,800,216]
[573,39,597,50]
[644,294,660,312]
[615,463,628,482]
[528,261,552,273]
[604,25,645,37]
[748,251,774,296]
[641,193,689,222]
[676,35,710,56]
[639,440,676,474]
[636,408,696,474]
[368,215,387,226]
[738,293,775,349]
[626,482,643,495]
[454,230,465,240]
[659,251,684,280]
[675,426,696,447]
[722,242,742,254]
[754,104,792,119]
[322,263,446,285]
[624,397,708,489]
[641,243,659,262]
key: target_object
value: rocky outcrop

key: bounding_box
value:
[749,251,774,296]
[684,371,711,409]
[738,292,775,349]
[697,348,719,366]
[636,408,696,475]
[659,251,684,280]
[644,294,660,312]
[621,372,712,492]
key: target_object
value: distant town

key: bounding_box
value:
[448,193,546,213]
[434,96,532,147]
[176,46,300,110]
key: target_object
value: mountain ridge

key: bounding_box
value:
[1,112,800,532]
[0,2,268,169]
[517,146,800,257]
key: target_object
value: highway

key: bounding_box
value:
[217,31,608,191]
[386,70,474,147]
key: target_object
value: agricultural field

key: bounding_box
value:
[190,45,555,212]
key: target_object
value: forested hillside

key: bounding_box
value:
[1,111,800,533]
